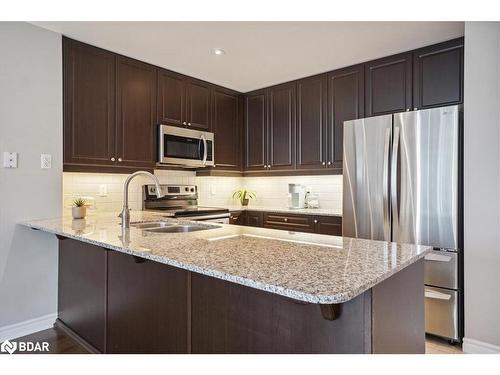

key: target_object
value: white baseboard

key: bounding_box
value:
[463,337,500,354]
[0,313,57,342]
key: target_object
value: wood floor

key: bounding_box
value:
[9,326,88,354]
[8,327,463,354]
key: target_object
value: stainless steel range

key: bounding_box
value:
[142,184,230,224]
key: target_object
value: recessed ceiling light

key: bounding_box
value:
[212,48,226,56]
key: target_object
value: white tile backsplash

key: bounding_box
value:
[63,170,343,213]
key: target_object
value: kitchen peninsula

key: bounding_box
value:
[22,211,431,354]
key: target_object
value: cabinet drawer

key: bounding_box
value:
[424,250,458,289]
[314,215,342,236]
[263,213,315,232]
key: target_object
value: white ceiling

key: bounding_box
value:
[32,21,464,93]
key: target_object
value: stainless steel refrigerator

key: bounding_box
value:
[343,105,463,343]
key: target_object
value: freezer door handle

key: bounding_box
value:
[382,128,391,241]
[425,288,452,301]
[391,126,400,241]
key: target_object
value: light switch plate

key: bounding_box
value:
[3,152,18,168]
[99,184,108,197]
[41,154,52,169]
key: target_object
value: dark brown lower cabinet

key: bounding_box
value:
[233,210,343,236]
[57,238,424,353]
[106,251,189,353]
[58,239,107,353]
[314,215,342,236]
[245,211,264,227]
[229,210,246,225]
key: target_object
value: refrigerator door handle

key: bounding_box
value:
[391,126,400,242]
[382,128,391,241]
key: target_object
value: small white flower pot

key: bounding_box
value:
[72,206,86,219]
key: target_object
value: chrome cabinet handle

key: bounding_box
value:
[284,218,288,222]
[118,158,122,162]
[314,219,318,223]
[327,161,331,165]
[267,164,271,168]
[264,165,267,169]
[391,126,400,242]
[187,122,191,127]
[382,128,391,241]
[111,157,116,162]
[322,161,326,165]
[182,121,187,125]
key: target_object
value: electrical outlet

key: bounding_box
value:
[3,152,18,168]
[41,154,52,169]
[211,185,217,195]
[99,184,108,197]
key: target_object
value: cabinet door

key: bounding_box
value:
[63,38,116,167]
[245,90,267,171]
[327,65,364,168]
[107,251,189,353]
[246,211,263,227]
[296,74,327,169]
[413,38,464,110]
[115,56,157,168]
[314,215,342,236]
[365,52,412,116]
[157,69,186,126]
[186,78,211,130]
[58,239,107,352]
[268,82,296,170]
[229,211,246,225]
[212,88,241,169]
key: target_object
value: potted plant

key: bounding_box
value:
[72,198,87,219]
[232,189,256,206]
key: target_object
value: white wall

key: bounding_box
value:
[463,22,500,353]
[0,22,62,338]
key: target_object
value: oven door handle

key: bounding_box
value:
[177,213,230,221]
[200,135,208,166]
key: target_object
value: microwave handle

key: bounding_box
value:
[201,135,207,166]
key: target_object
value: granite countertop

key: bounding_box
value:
[21,211,430,304]
[223,205,342,217]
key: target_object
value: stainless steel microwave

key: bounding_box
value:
[158,125,214,168]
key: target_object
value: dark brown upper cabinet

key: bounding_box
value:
[245,90,267,171]
[413,38,464,110]
[327,65,364,168]
[267,82,296,170]
[186,78,212,131]
[157,70,211,131]
[157,69,186,127]
[115,56,157,168]
[63,38,116,167]
[296,74,328,169]
[365,52,413,116]
[212,87,241,170]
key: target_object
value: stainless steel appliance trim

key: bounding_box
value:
[424,286,459,340]
[158,124,214,167]
[201,134,207,166]
[390,126,400,243]
[382,127,391,241]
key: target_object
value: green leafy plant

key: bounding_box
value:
[232,189,256,206]
[72,198,87,207]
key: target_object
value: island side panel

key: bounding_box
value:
[190,273,372,354]
[371,259,425,354]
[58,238,107,353]
[106,251,190,353]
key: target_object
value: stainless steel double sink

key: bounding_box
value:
[130,221,220,233]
